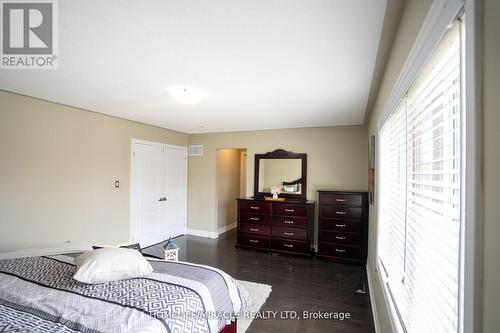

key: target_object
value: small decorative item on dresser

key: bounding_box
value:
[162,238,179,261]
[270,186,282,199]
[264,196,286,202]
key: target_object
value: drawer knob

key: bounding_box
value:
[335,248,346,253]
[336,211,347,215]
[250,206,259,210]
[250,228,259,232]
[335,236,346,240]
[336,198,346,202]
[250,217,259,221]
[335,224,346,228]
[284,244,294,248]
[284,220,294,224]
[249,239,259,243]
[284,209,294,212]
[284,232,294,236]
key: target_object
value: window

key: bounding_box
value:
[378,17,463,333]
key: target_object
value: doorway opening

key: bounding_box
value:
[216,148,247,235]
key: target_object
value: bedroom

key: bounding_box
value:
[0,0,498,332]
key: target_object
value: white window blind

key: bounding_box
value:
[378,18,463,333]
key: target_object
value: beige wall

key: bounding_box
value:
[216,149,241,230]
[0,91,188,252]
[365,0,433,331]
[482,0,500,331]
[188,126,368,234]
[367,0,500,332]
[0,92,367,249]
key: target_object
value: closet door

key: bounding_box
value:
[132,143,163,247]
[131,142,187,247]
[159,145,187,239]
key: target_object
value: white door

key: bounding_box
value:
[160,146,187,238]
[131,141,187,247]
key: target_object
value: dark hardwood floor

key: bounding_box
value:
[144,229,375,333]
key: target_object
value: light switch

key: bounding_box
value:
[115,180,120,188]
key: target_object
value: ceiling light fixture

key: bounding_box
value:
[167,86,208,105]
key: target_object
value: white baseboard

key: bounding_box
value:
[366,263,381,333]
[185,228,218,239]
[186,222,236,239]
[218,222,237,235]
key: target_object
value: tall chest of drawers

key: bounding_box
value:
[236,198,315,256]
[317,190,369,264]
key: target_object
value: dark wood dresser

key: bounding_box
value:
[317,190,368,264]
[236,198,315,256]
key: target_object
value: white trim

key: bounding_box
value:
[376,259,406,333]
[462,1,482,332]
[218,222,237,236]
[378,0,464,129]
[129,139,188,244]
[186,228,219,239]
[129,141,137,243]
[131,138,188,152]
[366,264,381,333]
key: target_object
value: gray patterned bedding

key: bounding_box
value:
[0,253,248,333]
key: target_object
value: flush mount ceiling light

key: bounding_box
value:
[167,86,208,105]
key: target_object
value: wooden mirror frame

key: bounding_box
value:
[254,149,307,201]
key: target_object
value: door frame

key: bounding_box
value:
[129,139,188,245]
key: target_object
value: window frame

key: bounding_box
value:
[374,0,482,332]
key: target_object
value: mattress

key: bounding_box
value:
[0,245,249,333]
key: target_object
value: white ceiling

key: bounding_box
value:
[0,0,387,134]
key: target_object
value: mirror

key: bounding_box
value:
[259,159,302,194]
[254,149,307,200]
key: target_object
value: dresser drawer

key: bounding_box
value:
[273,216,308,229]
[320,193,363,207]
[320,206,362,219]
[319,231,361,245]
[319,243,363,259]
[272,226,308,241]
[320,219,362,233]
[240,223,271,236]
[238,234,270,248]
[240,213,272,225]
[273,204,308,217]
[239,201,272,214]
[271,239,309,253]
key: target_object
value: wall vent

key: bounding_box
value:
[188,145,203,156]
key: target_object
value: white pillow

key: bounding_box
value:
[73,248,153,284]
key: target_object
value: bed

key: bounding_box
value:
[0,244,250,333]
